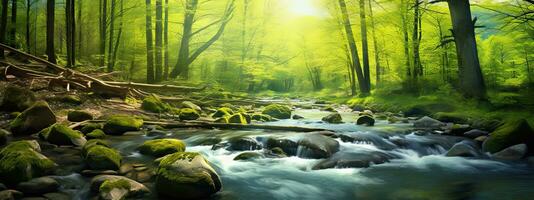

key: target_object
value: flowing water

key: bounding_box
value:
[54,108,534,200]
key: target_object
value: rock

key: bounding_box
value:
[296,133,340,159]
[413,116,445,129]
[82,140,122,170]
[351,105,365,112]
[362,110,374,116]
[267,147,287,158]
[141,95,174,113]
[474,136,488,143]
[265,137,299,156]
[10,101,56,136]
[321,106,336,112]
[322,113,342,124]
[482,119,534,154]
[146,130,168,137]
[179,108,200,120]
[252,114,273,122]
[404,103,454,117]
[225,137,262,151]
[16,177,59,195]
[138,139,186,157]
[0,85,36,112]
[80,123,103,134]
[313,151,393,169]
[42,192,71,200]
[0,141,56,185]
[0,129,8,146]
[103,115,143,136]
[356,115,375,126]
[67,110,93,122]
[463,129,489,139]
[41,124,87,146]
[86,129,106,139]
[446,141,480,157]
[81,170,119,176]
[0,190,23,200]
[228,113,248,124]
[212,107,234,118]
[180,101,201,112]
[56,94,82,105]
[155,152,221,199]
[234,152,264,161]
[492,144,528,161]
[433,112,469,124]
[262,104,291,119]
[292,114,304,120]
[90,175,150,199]
[446,124,472,136]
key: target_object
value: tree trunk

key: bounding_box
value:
[446,0,486,98]
[359,0,371,91]
[25,0,30,52]
[107,0,115,72]
[9,0,15,47]
[77,0,82,58]
[65,0,75,68]
[110,0,123,71]
[163,0,169,80]
[368,0,380,85]
[99,0,107,68]
[400,0,411,77]
[155,0,163,81]
[145,0,155,83]
[412,0,421,78]
[171,0,197,79]
[339,0,368,95]
[0,0,8,58]
[45,0,55,64]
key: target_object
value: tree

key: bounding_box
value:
[99,0,107,68]
[163,0,169,80]
[65,0,75,68]
[0,0,8,58]
[400,0,411,77]
[412,0,423,78]
[155,0,162,81]
[170,0,236,79]
[145,0,154,83]
[359,0,371,91]
[45,0,55,64]
[9,0,16,47]
[368,0,381,84]
[107,0,115,72]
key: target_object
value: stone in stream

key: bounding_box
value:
[252,113,273,122]
[463,129,489,139]
[0,190,23,200]
[67,110,93,122]
[80,123,103,134]
[42,192,71,200]
[321,106,336,112]
[0,140,57,185]
[39,124,87,146]
[356,115,375,126]
[262,104,292,119]
[86,129,106,139]
[446,141,481,157]
[103,115,143,136]
[482,119,534,154]
[82,140,122,170]
[322,113,343,124]
[296,133,340,159]
[413,116,445,129]
[155,152,222,199]
[10,101,56,136]
[0,85,36,112]
[138,139,186,157]
[16,177,59,195]
[228,113,248,124]
[292,114,304,120]
[234,152,264,161]
[313,151,394,170]
[223,136,262,151]
[491,144,528,161]
[90,175,150,200]
[179,108,200,120]
[265,137,299,156]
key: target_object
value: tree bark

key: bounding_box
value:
[99,0,107,68]
[359,0,371,91]
[0,0,8,58]
[171,0,197,79]
[65,0,75,68]
[145,0,155,83]
[155,0,163,81]
[368,0,380,84]
[412,0,422,78]
[77,0,82,57]
[400,0,411,77]
[45,0,56,64]
[106,0,116,72]
[9,0,15,47]
[163,0,169,80]
[25,0,30,52]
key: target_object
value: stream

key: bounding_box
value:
[52,108,534,200]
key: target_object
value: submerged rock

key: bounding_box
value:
[482,119,534,154]
[356,115,375,126]
[322,113,343,124]
[138,139,186,157]
[67,110,93,122]
[155,152,222,199]
[103,115,143,135]
[492,144,528,161]
[0,85,36,112]
[10,101,56,136]
[413,116,445,129]
[262,104,291,119]
[313,151,394,170]
[234,152,264,161]
[0,141,56,185]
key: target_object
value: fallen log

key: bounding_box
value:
[104,81,206,93]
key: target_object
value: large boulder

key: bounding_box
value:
[16,177,59,195]
[491,144,528,161]
[413,116,445,129]
[103,115,143,135]
[67,110,93,122]
[40,124,87,146]
[155,152,222,199]
[262,104,291,119]
[212,107,234,118]
[90,175,150,200]
[0,85,36,112]
[356,115,375,126]
[82,140,122,170]
[224,136,262,151]
[322,113,343,124]
[446,141,481,157]
[0,141,56,185]
[139,139,186,157]
[179,108,200,121]
[296,133,340,159]
[313,151,394,170]
[141,95,174,113]
[10,101,56,136]
[482,119,534,153]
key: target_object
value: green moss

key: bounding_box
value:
[99,179,131,193]
[212,107,234,118]
[67,110,93,122]
[0,141,56,185]
[321,113,343,124]
[84,145,122,170]
[482,119,534,153]
[45,124,85,146]
[57,95,82,105]
[214,117,229,123]
[179,108,200,120]
[0,85,36,112]
[357,115,375,126]
[80,123,103,134]
[233,152,263,161]
[86,129,106,139]
[141,95,176,113]
[103,115,143,135]
[251,114,272,122]
[10,101,56,136]
[9,112,21,119]
[228,113,248,124]
[262,104,292,119]
[82,139,110,157]
[139,139,186,157]
[0,129,8,145]
[433,112,470,124]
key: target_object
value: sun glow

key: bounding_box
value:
[288,0,328,17]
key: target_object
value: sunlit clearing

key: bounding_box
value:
[288,0,328,17]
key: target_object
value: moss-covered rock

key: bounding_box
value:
[228,113,248,124]
[82,140,110,156]
[138,139,186,157]
[356,115,375,126]
[212,107,234,118]
[56,94,82,105]
[433,112,469,124]
[214,117,229,123]
[86,129,106,139]
[43,124,87,146]
[180,101,202,112]
[90,175,150,200]
[251,114,273,122]
[10,101,56,136]
[67,110,93,122]
[234,152,264,161]
[80,123,103,134]
[0,141,56,185]
[262,104,291,119]
[482,119,534,153]
[155,152,222,199]
[0,129,9,146]
[321,106,336,112]
[322,113,343,124]
[141,95,173,113]
[98,179,130,200]
[103,115,143,135]
[82,141,121,170]
[179,108,200,121]
[0,85,36,112]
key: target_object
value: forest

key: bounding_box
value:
[0,0,533,200]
